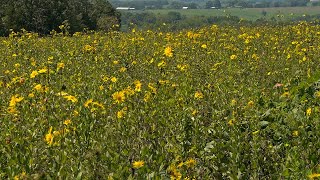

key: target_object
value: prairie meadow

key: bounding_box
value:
[1,22,320,179]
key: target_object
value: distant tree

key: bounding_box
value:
[0,2,6,36]
[225,0,238,7]
[205,1,214,9]
[213,0,222,8]
[311,1,320,6]
[271,1,280,7]
[237,1,250,8]
[1,0,120,35]
[128,1,145,10]
[254,1,271,8]
[288,0,308,7]
[170,1,185,9]
[189,3,198,9]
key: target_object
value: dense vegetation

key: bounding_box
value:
[0,0,121,36]
[1,21,320,179]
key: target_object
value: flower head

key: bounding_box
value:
[64,95,78,103]
[9,94,24,107]
[185,158,196,168]
[30,70,39,78]
[132,160,144,169]
[308,173,320,179]
[64,119,72,126]
[45,126,54,145]
[230,54,237,60]
[112,91,125,104]
[306,108,312,116]
[194,91,203,99]
[164,46,173,57]
[134,80,142,92]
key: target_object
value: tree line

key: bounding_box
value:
[0,0,121,36]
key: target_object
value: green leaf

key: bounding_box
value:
[259,121,270,129]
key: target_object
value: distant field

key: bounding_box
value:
[141,6,320,21]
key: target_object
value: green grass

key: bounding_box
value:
[142,6,320,21]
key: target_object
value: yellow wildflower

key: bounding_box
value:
[9,94,24,107]
[83,44,95,53]
[231,99,237,106]
[73,110,79,116]
[45,126,54,146]
[132,160,144,169]
[164,46,173,57]
[64,119,72,126]
[38,68,47,74]
[148,83,157,94]
[292,131,299,137]
[84,99,93,107]
[111,77,117,83]
[169,168,182,180]
[57,62,65,71]
[34,84,42,91]
[247,100,254,107]
[53,130,60,136]
[230,54,237,60]
[309,173,320,179]
[7,106,18,114]
[134,80,142,92]
[144,92,151,102]
[117,110,125,119]
[48,56,54,61]
[158,60,166,68]
[177,162,184,168]
[112,91,125,104]
[192,109,197,116]
[64,95,78,103]
[30,70,39,78]
[194,91,203,99]
[159,80,168,85]
[281,92,290,97]
[57,91,68,96]
[228,119,234,126]
[92,101,105,109]
[306,108,312,116]
[119,67,127,72]
[185,158,196,168]
[124,86,135,96]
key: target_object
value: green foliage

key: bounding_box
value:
[0,0,120,35]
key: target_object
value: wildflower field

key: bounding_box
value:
[1,22,320,179]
